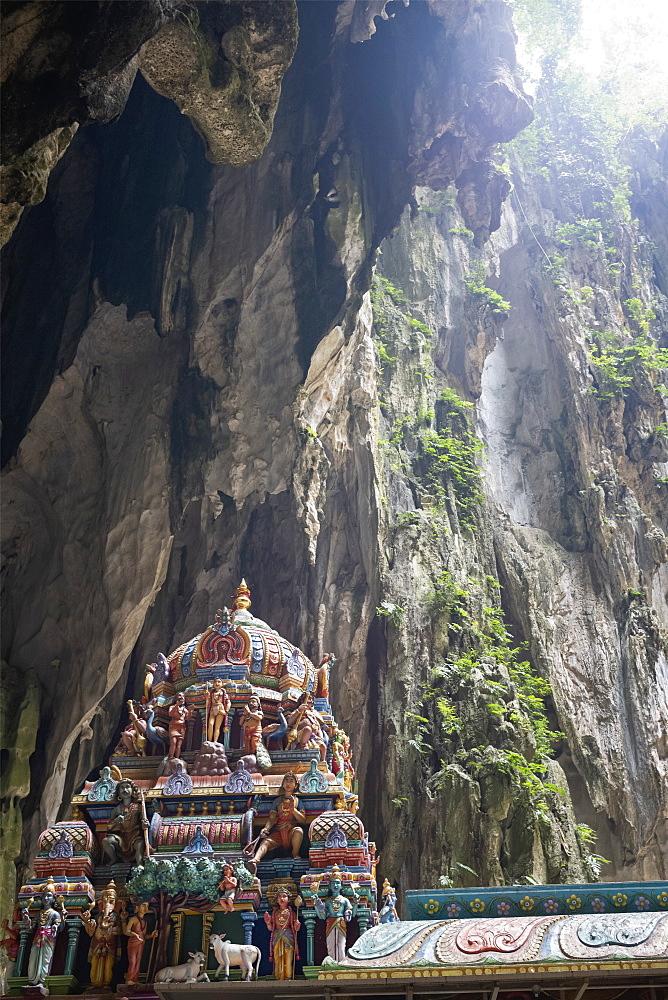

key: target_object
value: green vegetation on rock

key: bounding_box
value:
[418,390,484,531]
[464,262,511,317]
[417,572,565,806]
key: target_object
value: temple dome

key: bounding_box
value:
[309,810,364,843]
[165,581,315,696]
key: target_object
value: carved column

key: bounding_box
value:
[201,912,215,954]
[302,909,316,966]
[240,911,257,945]
[64,917,82,976]
[170,912,184,965]
[15,925,31,978]
[356,906,371,936]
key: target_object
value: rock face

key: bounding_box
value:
[366,168,667,889]
[139,2,299,165]
[1,0,665,934]
[0,0,299,243]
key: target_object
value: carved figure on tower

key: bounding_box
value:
[251,772,305,862]
[102,778,148,865]
[264,887,300,980]
[21,878,66,988]
[316,653,335,699]
[120,699,147,756]
[218,863,238,913]
[143,652,172,702]
[82,881,121,990]
[0,908,21,977]
[286,691,328,761]
[379,880,399,923]
[206,677,231,743]
[122,901,157,985]
[240,695,264,755]
[168,691,192,758]
[313,866,353,962]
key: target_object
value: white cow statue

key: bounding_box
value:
[155,951,210,983]
[209,933,261,981]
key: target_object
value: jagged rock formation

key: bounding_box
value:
[365,163,667,889]
[0,0,298,245]
[2,0,665,938]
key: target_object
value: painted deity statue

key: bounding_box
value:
[379,880,399,923]
[0,908,21,978]
[218,863,238,913]
[21,879,66,987]
[240,695,263,755]
[313,866,353,963]
[122,901,157,985]
[206,677,231,743]
[252,772,305,863]
[120,699,147,756]
[264,888,300,980]
[102,779,147,865]
[316,653,335,699]
[168,691,192,758]
[286,691,328,761]
[143,651,171,702]
[82,881,121,990]
[340,732,355,791]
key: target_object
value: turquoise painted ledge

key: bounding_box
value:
[405,881,668,920]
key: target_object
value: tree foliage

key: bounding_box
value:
[127,855,222,902]
[127,856,222,977]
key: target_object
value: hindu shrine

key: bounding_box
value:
[3,582,666,998]
[4,583,379,994]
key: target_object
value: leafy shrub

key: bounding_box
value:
[465,262,511,317]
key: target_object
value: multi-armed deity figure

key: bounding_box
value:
[251,772,306,863]
[264,886,301,980]
[82,881,121,990]
[102,778,148,866]
[314,866,354,962]
[21,877,67,987]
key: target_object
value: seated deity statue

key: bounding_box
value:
[286,691,328,761]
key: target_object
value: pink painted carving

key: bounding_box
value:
[197,628,248,667]
[455,917,550,954]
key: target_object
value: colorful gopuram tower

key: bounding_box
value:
[6,583,376,995]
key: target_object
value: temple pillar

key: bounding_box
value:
[170,912,184,965]
[64,917,82,976]
[201,912,215,954]
[240,911,257,945]
[302,909,316,966]
[356,906,372,937]
[15,925,31,978]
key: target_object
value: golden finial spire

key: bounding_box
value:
[233,579,251,612]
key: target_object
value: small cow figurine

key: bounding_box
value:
[155,951,210,983]
[209,933,261,981]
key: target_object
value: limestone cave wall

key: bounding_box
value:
[1,0,666,925]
